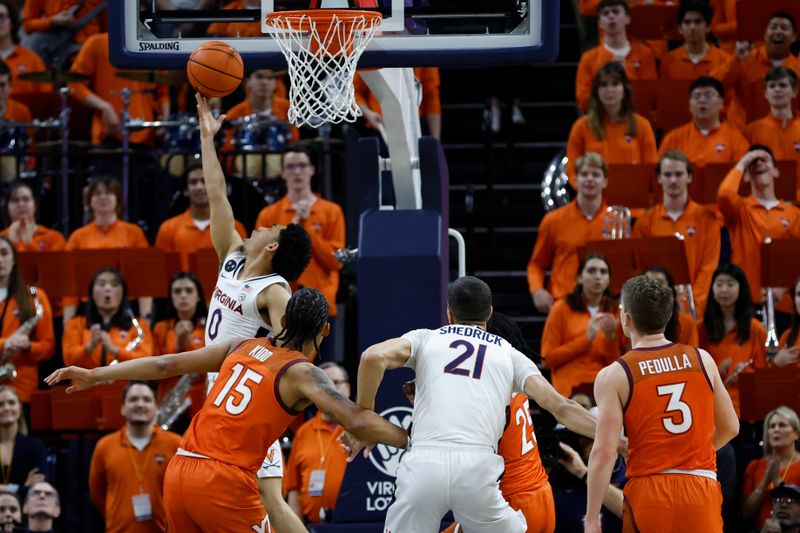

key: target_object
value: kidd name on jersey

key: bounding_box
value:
[638,353,692,376]
[212,287,244,315]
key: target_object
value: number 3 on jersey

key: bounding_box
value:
[213,362,263,415]
[657,382,693,434]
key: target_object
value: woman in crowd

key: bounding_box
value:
[698,264,766,416]
[741,406,800,529]
[62,268,153,368]
[0,386,47,501]
[566,61,658,184]
[0,237,54,410]
[541,252,620,397]
[1,181,65,252]
[774,277,800,367]
[153,272,206,356]
[643,266,699,345]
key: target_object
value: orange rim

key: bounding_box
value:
[265,9,383,33]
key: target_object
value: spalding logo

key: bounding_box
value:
[368,406,413,477]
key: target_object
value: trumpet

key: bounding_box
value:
[0,287,44,379]
[540,151,571,212]
[603,205,631,240]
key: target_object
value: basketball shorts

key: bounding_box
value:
[384,446,527,533]
[622,473,723,533]
[439,482,554,533]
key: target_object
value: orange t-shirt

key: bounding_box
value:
[742,455,800,528]
[576,41,658,111]
[4,45,51,96]
[223,97,298,147]
[698,318,767,416]
[658,45,731,81]
[541,299,621,396]
[527,200,608,300]
[66,219,149,250]
[497,394,549,495]
[69,33,169,145]
[658,121,749,167]
[152,318,205,355]
[778,328,800,365]
[62,315,154,367]
[22,0,105,45]
[0,225,66,252]
[89,427,182,533]
[2,99,32,122]
[283,411,347,524]
[744,115,800,202]
[677,312,700,346]
[631,200,721,312]
[0,286,54,402]
[154,210,245,270]
[566,114,658,184]
[181,339,307,473]
[354,67,442,118]
[255,195,345,316]
[617,343,716,478]
[717,168,800,301]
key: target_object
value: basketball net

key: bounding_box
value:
[265,10,382,127]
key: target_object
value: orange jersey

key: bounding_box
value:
[744,115,800,202]
[717,168,800,301]
[575,42,658,111]
[617,343,716,478]
[1,225,66,252]
[566,114,658,185]
[631,200,721,312]
[4,45,50,96]
[698,318,767,417]
[658,121,749,167]
[497,394,549,496]
[527,200,608,299]
[256,195,345,315]
[154,210,246,270]
[658,46,731,81]
[181,339,307,474]
[22,0,104,45]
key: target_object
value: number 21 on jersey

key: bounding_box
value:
[213,362,264,415]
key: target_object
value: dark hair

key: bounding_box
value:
[703,264,753,344]
[656,149,694,178]
[121,380,157,403]
[0,490,20,508]
[689,76,725,99]
[678,0,713,25]
[0,1,20,45]
[588,61,637,141]
[181,163,204,190]
[787,277,800,348]
[623,272,674,335]
[448,276,492,322]
[0,60,10,80]
[769,11,797,33]
[165,272,207,327]
[0,237,34,322]
[765,66,798,90]
[85,268,133,330]
[643,266,682,342]
[747,143,778,165]
[272,288,329,354]
[3,181,38,226]
[271,224,312,281]
[598,0,629,15]
[86,176,124,218]
[567,253,616,313]
[487,311,536,361]
[281,144,317,169]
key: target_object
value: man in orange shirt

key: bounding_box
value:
[284,362,350,524]
[659,1,730,81]
[89,381,182,533]
[575,0,657,112]
[0,1,50,96]
[256,146,345,362]
[712,12,800,130]
[528,152,608,314]
[718,146,800,304]
[155,164,246,270]
[659,76,749,166]
[585,275,739,533]
[633,150,720,313]
[744,67,800,202]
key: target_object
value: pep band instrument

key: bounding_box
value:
[107,309,145,366]
[156,317,205,430]
[0,287,44,381]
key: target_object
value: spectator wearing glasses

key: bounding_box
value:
[762,483,800,533]
[22,481,59,532]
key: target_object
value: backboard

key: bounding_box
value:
[108,0,558,70]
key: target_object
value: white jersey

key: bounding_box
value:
[402,324,540,450]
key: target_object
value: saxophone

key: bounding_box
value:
[109,309,145,365]
[156,373,198,430]
[0,287,44,380]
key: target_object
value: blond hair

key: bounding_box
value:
[0,386,27,435]
[763,406,800,455]
[574,152,608,177]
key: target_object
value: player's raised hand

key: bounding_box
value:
[195,93,226,137]
[44,366,98,393]
[338,431,374,462]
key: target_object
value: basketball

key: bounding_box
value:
[187,41,244,98]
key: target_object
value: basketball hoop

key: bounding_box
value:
[265,9,382,127]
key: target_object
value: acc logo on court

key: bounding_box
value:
[368,406,413,477]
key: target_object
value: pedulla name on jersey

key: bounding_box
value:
[638,353,692,376]
[438,325,502,345]
[213,287,243,315]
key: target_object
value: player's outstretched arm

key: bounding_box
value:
[357,338,412,410]
[196,93,242,259]
[44,341,237,392]
[257,477,308,533]
[523,374,597,439]
[585,365,625,533]
[698,348,739,449]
